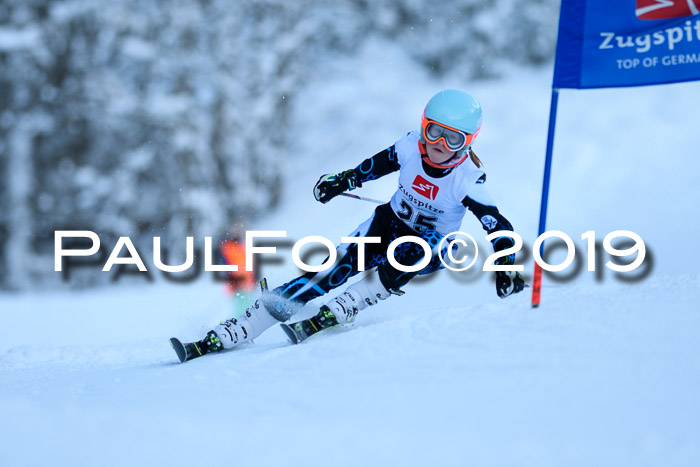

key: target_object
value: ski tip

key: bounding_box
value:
[169,337,187,363]
[279,324,299,345]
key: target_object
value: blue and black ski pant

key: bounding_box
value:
[271,203,448,308]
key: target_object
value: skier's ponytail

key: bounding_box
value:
[469,148,483,168]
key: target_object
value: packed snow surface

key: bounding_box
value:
[1,46,699,466]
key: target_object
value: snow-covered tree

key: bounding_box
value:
[0,0,558,289]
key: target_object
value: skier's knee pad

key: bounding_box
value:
[325,270,391,323]
[214,298,280,349]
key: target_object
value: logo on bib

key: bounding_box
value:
[636,0,700,20]
[411,175,439,200]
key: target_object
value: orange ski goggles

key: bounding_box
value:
[421,118,479,151]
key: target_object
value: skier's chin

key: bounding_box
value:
[427,150,448,164]
[431,154,457,166]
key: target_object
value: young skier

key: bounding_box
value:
[171,89,526,361]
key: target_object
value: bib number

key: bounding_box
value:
[397,200,437,232]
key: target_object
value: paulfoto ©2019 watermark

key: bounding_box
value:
[54,229,647,283]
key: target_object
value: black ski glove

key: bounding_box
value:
[494,256,526,298]
[313,169,361,204]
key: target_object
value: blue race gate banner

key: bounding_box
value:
[554,0,700,88]
[534,1,700,306]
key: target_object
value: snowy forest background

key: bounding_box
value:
[0,0,559,290]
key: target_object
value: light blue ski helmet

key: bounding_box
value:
[421,89,482,157]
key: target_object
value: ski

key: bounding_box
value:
[170,305,340,363]
[169,337,208,363]
[280,305,340,344]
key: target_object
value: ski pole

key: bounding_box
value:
[340,193,385,205]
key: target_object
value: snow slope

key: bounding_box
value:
[1,42,700,467]
[1,276,698,467]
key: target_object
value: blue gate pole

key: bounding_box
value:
[532,88,560,308]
